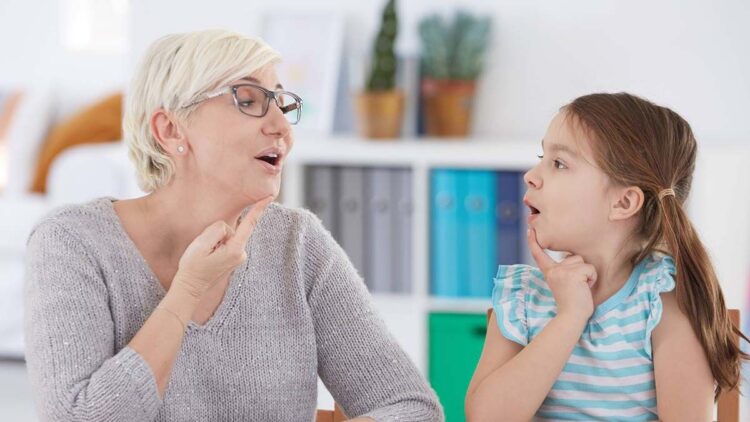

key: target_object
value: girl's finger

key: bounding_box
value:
[527,228,557,272]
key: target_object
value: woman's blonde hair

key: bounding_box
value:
[123,29,281,192]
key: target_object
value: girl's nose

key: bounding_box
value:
[524,167,541,189]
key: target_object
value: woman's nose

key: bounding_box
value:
[262,103,291,138]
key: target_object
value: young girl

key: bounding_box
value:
[465,93,748,421]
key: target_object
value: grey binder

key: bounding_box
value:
[304,166,338,237]
[364,167,393,293]
[391,169,413,293]
[338,167,366,277]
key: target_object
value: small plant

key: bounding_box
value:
[366,0,398,91]
[418,11,492,81]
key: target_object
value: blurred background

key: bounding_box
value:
[1,0,749,420]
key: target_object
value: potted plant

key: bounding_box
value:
[355,0,403,139]
[419,12,492,137]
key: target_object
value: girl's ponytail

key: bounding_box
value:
[654,188,748,398]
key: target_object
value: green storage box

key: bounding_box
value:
[429,312,488,422]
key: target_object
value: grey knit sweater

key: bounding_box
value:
[24,197,443,422]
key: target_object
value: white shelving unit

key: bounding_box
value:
[281,136,538,378]
[281,137,750,417]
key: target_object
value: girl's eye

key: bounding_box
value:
[537,154,567,170]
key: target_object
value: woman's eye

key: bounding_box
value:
[554,159,567,169]
[238,100,255,107]
[536,154,544,160]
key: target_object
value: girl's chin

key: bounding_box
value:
[534,233,562,253]
[532,229,550,249]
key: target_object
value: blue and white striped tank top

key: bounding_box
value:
[491,253,676,421]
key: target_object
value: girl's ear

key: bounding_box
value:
[610,186,645,221]
[150,108,187,155]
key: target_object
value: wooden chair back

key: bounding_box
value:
[717,309,740,422]
[315,403,347,422]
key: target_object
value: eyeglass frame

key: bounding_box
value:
[181,83,304,125]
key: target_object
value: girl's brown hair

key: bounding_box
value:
[565,92,748,399]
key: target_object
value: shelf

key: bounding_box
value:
[288,136,540,169]
[281,136,535,401]
[428,297,493,314]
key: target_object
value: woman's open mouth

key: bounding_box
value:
[254,145,286,171]
[256,153,280,166]
[254,149,284,174]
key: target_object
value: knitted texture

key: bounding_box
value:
[24,197,443,422]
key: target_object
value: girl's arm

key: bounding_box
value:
[465,310,588,421]
[652,291,714,421]
[466,229,596,421]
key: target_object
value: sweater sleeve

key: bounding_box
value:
[301,211,444,422]
[24,220,161,422]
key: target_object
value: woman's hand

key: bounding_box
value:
[173,196,274,299]
[527,228,597,322]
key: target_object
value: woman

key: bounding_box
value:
[24,30,443,421]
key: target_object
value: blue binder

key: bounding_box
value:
[495,171,522,266]
[463,170,497,298]
[518,170,535,265]
[430,169,461,297]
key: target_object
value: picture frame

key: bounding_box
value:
[262,12,345,137]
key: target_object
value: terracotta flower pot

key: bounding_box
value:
[421,79,476,138]
[355,90,404,140]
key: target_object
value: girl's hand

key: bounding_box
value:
[527,228,597,322]
[173,196,274,299]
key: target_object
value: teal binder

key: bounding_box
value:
[430,169,460,297]
[463,170,496,298]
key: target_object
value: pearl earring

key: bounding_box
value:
[177,145,185,153]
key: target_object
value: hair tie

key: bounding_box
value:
[658,188,676,200]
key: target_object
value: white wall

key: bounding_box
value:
[4,0,747,149]
[128,0,750,141]
[0,0,127,121]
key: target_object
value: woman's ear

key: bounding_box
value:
[610,186,645,221]
[150,109,186,155]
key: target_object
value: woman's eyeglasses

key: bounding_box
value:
[183,84,303,125]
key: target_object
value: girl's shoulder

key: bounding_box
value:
[491,264,553,346]
[617,253,677,357]
[493,264,551,298]
[635,252,676,294]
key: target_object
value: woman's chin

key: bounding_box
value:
[243,181,280,200]
[236,188,278,205]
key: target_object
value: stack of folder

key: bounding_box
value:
[305,166,413,294]
[430,169,532,298]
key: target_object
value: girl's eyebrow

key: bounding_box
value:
[541,138,578,158]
